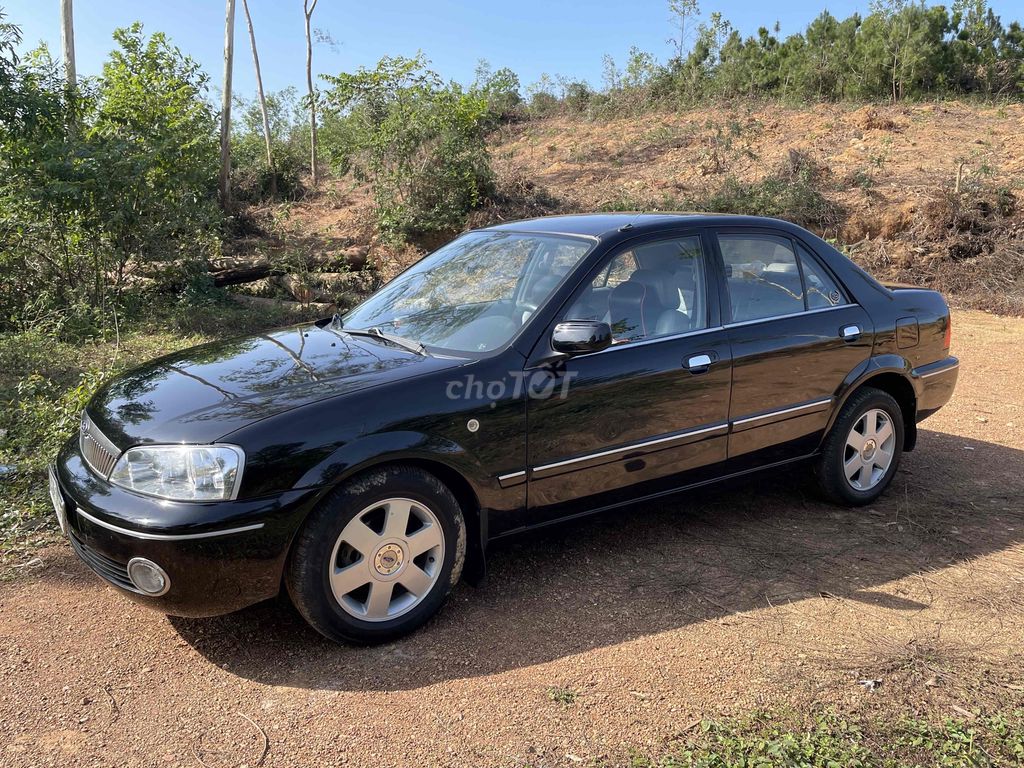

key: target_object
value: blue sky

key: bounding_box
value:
[4,0,1021,99]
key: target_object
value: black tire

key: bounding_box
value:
[815,387,905,506]
[286,464,466,644]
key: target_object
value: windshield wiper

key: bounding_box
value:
[343,326,428,356]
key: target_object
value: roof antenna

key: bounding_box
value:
[618,213,640,232]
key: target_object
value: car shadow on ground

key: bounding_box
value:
[167,428,1023,691]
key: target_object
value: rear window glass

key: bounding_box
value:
[719,235,804,322]
[798,244,847,309]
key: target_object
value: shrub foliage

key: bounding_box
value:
[0,20,219,334]
[320,55,494,242]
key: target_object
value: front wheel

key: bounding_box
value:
[815,387,904,506]
[286,465,466,644]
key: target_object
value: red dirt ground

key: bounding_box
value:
[2,309,1023,767]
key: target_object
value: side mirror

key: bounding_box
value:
[551,320,612,356]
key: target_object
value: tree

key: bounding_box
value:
[59,0,74,87]
[951,0,1003,93]
[668,0,700,61]
[219,0,236,206]
[470,60,522,122]
[304,0,319,186]
[0,24,219,328]
[857,0,947,101]
[95,26,220,278]
[240,0,275,195]
[791,11,860,99]
[671,11,733,99]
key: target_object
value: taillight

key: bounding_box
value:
[943,316,951,350]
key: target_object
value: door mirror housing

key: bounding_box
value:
[551,320,613,355]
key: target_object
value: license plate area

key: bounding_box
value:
[48,465,68,535]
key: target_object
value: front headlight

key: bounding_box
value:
[108,444,244,501]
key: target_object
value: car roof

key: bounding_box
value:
[481,212,800,240]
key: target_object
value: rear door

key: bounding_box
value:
[515,231,732,531]
[711,228,872,467]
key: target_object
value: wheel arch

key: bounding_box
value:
[399,457,487,585]
[832,366,918,452]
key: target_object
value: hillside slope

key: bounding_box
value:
[253,101,1023,313]
[488,101,1023,311]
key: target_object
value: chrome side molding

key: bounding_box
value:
[531,422,729,478]
[731,397,834,428]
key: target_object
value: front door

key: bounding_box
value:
[711,229,873,468]
[516,232,733,531]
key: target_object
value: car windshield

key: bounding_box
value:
[342,231,594,354]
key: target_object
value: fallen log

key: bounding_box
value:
[228,292,336,314]
[272,270,377,303]
[210,245,370,286]
[276,274,324,304]
[311,271,375,292]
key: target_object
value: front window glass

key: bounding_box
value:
[343,231,593,353]
[593,252,637,289]
[565,236,708,343]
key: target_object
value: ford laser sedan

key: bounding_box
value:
[51,214,959,643]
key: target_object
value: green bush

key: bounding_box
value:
[0,20,220,336]
[701,150,841,229]
[321,55,494,242]
[471,60,523,123]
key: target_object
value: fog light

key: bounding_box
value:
[127,558,170,596]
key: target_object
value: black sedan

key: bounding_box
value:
[51,214,959,643]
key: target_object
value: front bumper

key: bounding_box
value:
[53,438,320,617]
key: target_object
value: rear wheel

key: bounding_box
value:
[815,387,904,506]
[286,465,466,644]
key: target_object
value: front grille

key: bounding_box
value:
[69,533,139,593]
[79,412,119,478]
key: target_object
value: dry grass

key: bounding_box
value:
[486,101,1024,313]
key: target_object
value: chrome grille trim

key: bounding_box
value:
[79,412,120,478]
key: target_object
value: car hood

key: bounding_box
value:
[86,323,466,447]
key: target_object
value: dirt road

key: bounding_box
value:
[2,309,1023,767]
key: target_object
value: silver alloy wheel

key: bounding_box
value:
[328,497,445,622]
[843,408,896,491]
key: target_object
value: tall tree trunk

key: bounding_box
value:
[304,0,319,187]
[219,0,237,207]
[59,0,75,87]
[59,0,76,134]
[241,0,276,197]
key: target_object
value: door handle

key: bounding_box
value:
[840,325,861,342]
[685,353,713,373]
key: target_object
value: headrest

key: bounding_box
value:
[608,281,653,340]
[634,241,683,272]
[628,269,675,308]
